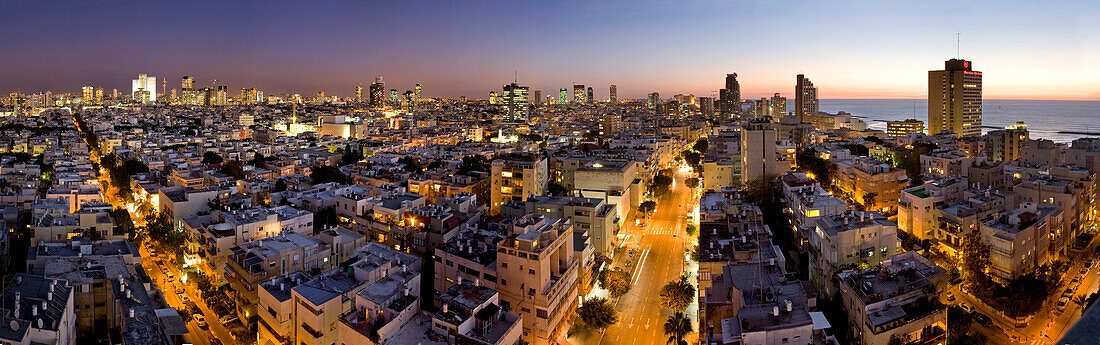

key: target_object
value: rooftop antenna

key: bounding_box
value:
[514,68,518,84]
[955,32,961,59]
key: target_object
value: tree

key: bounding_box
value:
[314,206,339,234]
[650,174,674,197]
[961,231,992,290]
[274,179,288,192]
[219,160,246,179]
[397,156,422,173]
[685,178,700,189]
[692,139,708,153]
[548,181,569,197]
[599,268,632,299]
[310,166,347,184]
[638,201,657,215]
[577,297,619,330]
[685,224,696,236]
[795,148,835,188]
[458,155,490,174]
[742,174,781,206]
[123,159,149,175]
[202,151,224,165]
[340,150,364,166]
[663,312,693,345]
[250,153,267,167]
[658,276,696,312]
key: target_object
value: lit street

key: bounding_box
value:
[577,164,697,345]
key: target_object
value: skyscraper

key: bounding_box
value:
[94,87,103,104]
[131,74,157,103]
[928,58,982,137]
[794,74,818,123]
[533,90,541,106]
[414,83,422,103]
[699,96,714,117]
[390,89,398,103]
[369,76,385,109]
[215,85,228,106]
[609,85,617,102]
[573,84,586,104]
[355,85,362,102]
[719,73,740,117]
[489,91,499,105]
[647,92,660,110]
[586,87,594,104]
[182,76,194,90]
[81,86,94,104]
[559,88,567,104]
[770,93,787,118]
[502,82,529,123]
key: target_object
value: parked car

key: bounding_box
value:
[219,315,238,325]
[1086,260,1094,268]
[960,303,973,313]
[1064,288,1075,298]
[174,285,184,295]
[1057,297,1070,312]
[194,314,207,328]
[974,314,993,327]
[946,292,955,302]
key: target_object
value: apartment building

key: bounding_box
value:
[495,215,578,345]
[572,160,641,226]
[837,252,946,345]
[225,232,332,326]
[0,274,76,345]
[832,158,906,214]
[981,202,1061,283]
[490,153,548,215]
[503,195,617,256]
[810,211,898,295]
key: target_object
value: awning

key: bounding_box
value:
[810,311,832,330]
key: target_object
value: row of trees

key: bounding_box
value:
[577,269,696,343]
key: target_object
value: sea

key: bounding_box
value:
[808,99,1100,143]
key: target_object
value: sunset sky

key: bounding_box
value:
[1,0,1097,100]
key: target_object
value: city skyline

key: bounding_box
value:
[2,0,1097,100]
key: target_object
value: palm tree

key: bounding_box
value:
[664,312,693,345]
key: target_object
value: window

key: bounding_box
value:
[501,279,507,286]
[528,269,535,275]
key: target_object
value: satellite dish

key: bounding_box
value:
[9,320,18,331]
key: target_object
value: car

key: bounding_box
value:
[1064,288,1075,297]
[166,274,175,283]
[1057,296,1070,312]
[1082,267,1090,275]
[193,314,207,328]
[974,314,993,327]
[945,292,955,302]
[1072,277,1081,284]
[210,339,222,345]
[173,285,184,295]
[1086,260,1094,268]
[959,303,973,313]
[181,295,189,304]
[219,315,238,324]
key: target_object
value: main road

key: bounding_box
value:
[588,165,697,345]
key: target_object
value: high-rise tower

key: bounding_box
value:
[586,87,594,104]
[182,76,194,90]
[559,88,567,104]
[794,74,818,123]
[573,85,586,104]
[131,74,157,103]
[719,73,740,117]
[609,85,617,102]
[502,83,529,123]
[369,76,385,109]
[928,58,982,137]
